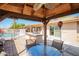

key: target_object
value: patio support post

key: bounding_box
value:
[12,18,16,56]
[13,18,16,38]
[30,25,31,32]
[43,20,49,56]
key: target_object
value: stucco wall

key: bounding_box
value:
[61,22,78,46]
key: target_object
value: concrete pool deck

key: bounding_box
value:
[9,40,79,56]
[0,35,79,56]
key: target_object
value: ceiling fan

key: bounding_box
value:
[33,3,60,11]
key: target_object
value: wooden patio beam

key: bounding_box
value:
[47,8,79,20]
[0,4,44,22]
[0,4,23,14]
[0,3,8,8]
[0,13,10,22]
[6,11,43,22]
[46,4,71,19]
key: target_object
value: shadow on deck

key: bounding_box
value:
[2,39,79,56]
[62,44,79,56]
[46,40,79,56]
[3,40,19,56]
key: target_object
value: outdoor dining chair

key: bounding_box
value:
[52,39,64,52]
[0,41,4,53]
[26,39,36,49]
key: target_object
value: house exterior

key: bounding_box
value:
[25,16,79,46]
[50,17,79,46]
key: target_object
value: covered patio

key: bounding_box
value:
[0,3,79,56]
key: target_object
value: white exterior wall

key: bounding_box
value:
[40,26,44,35]
[40,25,51,40]
[47,26,50,36]
[36,21,79,47]
[61,22,78,46]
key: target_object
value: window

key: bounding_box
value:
[50,25,60,37]
[54,26,60,37]
[50,26,54,35]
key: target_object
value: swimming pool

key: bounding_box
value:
[0,33,16,38]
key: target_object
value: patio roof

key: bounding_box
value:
[0,3,79,55]
[0,3,79,22]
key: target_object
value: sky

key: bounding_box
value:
[0,18,42,28]
[0,13,79,28]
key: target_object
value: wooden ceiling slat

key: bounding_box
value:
[71,3,79,9]
[0,3,79,22]
[0,3,8,8]
[0,4,44,22]
[33,8,44,18]
[7,12,43,22]
[23,5,33,15]
[47,8,79,20]
[46,4,71,18]
[0,13,10,22]
[23,4,45,18]
[0,4,23,13]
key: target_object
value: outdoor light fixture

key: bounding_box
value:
[58,21,63,29]
[58,21,63,40]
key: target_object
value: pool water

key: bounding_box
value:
[0,33,16,38]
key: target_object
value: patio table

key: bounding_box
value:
[28,44,61,56]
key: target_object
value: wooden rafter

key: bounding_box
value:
[47,7,79,20]
[0,3,79,22]
[0,4,23,13]
[0,3,8,8]
[6,11,43,22]
[0,4,44,22]
[0,13,10,22]
[46,4,71,18]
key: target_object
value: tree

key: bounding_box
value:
[10,23,25,29]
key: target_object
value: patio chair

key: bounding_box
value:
[26,39,36,49]
[0,41,4,53]
[52,40,64,52]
